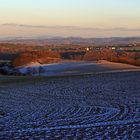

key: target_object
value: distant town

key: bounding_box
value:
[0,37,139,75]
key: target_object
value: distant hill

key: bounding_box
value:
[1,37,140,46]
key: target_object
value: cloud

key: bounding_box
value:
[2,23,140,32]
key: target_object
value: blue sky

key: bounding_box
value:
[0,0,140,37]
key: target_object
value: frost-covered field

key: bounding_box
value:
[17,61,140,76]
[0,71,140,139]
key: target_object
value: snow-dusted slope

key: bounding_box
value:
[16,61,140,76]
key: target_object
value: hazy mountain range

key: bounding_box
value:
[1,36,140,46]
[2,23,140,32]
[0,23,140,39]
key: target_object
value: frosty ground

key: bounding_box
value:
[17,60,140,76]
[0,63,140,139]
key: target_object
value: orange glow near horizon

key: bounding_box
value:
[0,0,140,37]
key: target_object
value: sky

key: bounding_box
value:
[0,0,140,38]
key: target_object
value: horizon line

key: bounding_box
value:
[2,23,140,32]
